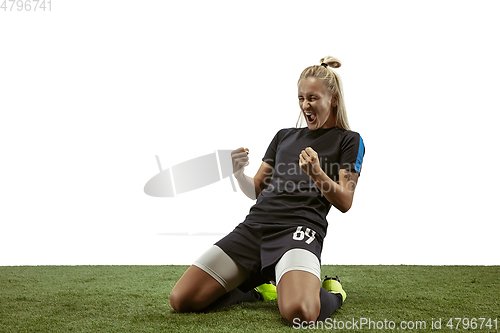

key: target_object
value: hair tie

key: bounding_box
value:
[321,63,328,68]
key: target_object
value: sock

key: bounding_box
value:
[316,287,343,321]
[201,288,262,313]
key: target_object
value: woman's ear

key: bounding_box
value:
[331,96,338,107]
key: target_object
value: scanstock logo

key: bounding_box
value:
[144,150,237,197]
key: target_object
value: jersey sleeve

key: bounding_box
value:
[262,128,288,168]
[339,131,365,174]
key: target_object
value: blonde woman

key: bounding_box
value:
[170,56,365,324]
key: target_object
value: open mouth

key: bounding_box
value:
[305,112,317,123]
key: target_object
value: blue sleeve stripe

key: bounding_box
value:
[355,136,365,172]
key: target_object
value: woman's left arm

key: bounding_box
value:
[299,147,359,213]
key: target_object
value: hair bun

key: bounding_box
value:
[319,56,341,69]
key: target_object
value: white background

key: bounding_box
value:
[1,1,499,265]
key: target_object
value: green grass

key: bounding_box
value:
[0,266,499,332]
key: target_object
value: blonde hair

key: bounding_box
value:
[296,56,350,130]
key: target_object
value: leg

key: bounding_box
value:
[169,245,250,313]
[275,248,322,323]
[277,270,321,323]
[274,248,343,323]
[170,265,227,312]
[317,286,343,321]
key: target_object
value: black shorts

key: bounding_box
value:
[214,220,324,292]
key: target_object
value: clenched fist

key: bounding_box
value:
[231,147,249,177]
[299,147,322,177]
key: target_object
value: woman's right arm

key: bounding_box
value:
[231,148,273,200]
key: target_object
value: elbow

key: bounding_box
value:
[339,207,351,213]
[332,202,351,213]
[252,188,261,200]
[338,200,353,213]
[339,194,354,213]
[254,182,269,199]
[327,189,354,213]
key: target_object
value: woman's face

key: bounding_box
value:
[298,77,338,130]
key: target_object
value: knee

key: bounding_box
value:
[279,300,320,324]
[169,288,192,313]
[170,285,216,313]
[169,289,183,312]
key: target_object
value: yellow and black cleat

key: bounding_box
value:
[322,275,346,302]
[254,282,277,301]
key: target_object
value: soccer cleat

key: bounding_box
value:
[254,281,277,301]
[322,275,346,302]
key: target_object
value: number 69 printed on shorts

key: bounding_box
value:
[292,226,316,244]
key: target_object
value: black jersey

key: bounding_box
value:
[243,126,365,239]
